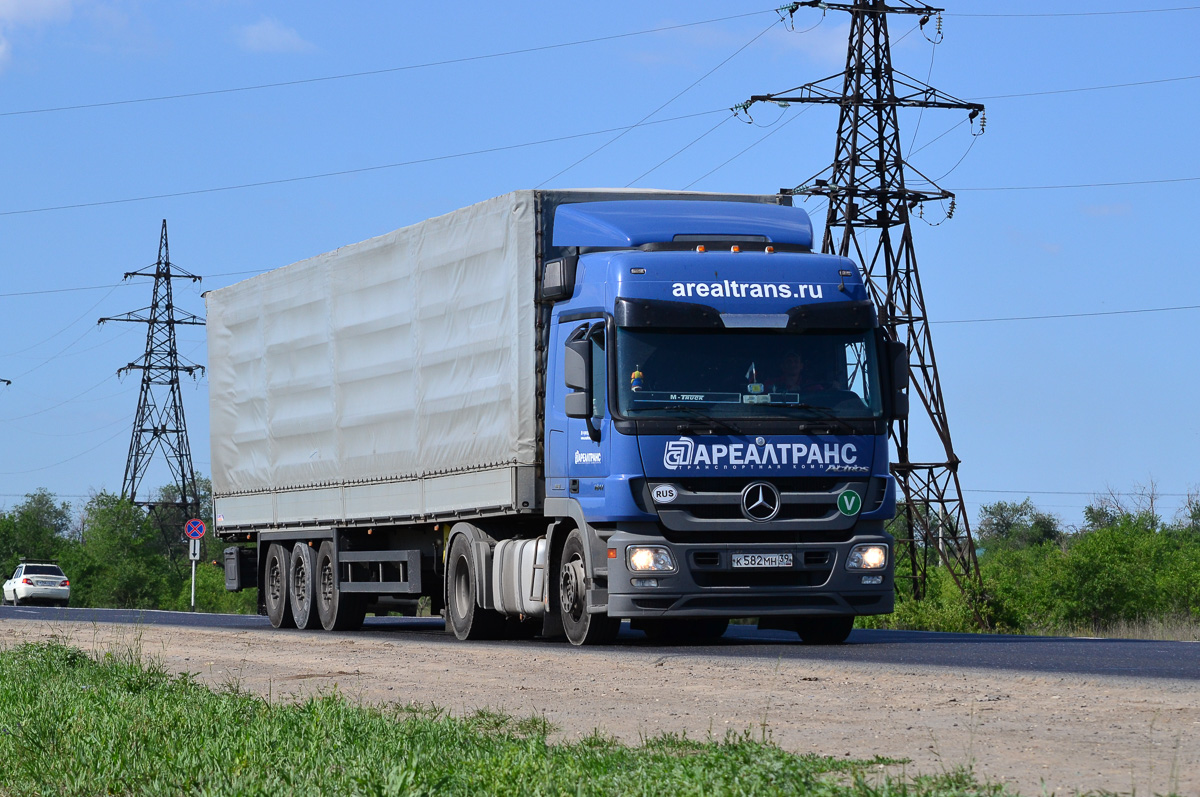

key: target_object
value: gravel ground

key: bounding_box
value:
[2,618,1197,796]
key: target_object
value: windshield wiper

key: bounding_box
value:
[660,404,741,435]
[793,403,858,434]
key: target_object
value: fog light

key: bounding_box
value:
[631,578,659,588]
[861,575,883,585]
[628,546,675,572]
[846,544,888,570]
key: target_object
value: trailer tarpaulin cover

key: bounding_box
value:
[207,192,538,498]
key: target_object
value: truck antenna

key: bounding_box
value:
[743,1,987,620]
[98,219,206,531]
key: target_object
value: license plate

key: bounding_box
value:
[35,580,57,587]
[732,553,793,569]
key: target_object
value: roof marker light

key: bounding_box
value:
[630,268,646,275]
[839,270,853,277]
[696,245,706,253]
[765,246,775,254]
[731,245,740,253]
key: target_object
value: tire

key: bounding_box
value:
[795,615,854,645]
[289,542,321,630]
[315,541,366,632]
[264,543,296,629]
[445,534,504,640]
[558,528,620,646]
[639,617,729,644]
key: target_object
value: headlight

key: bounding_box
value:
[627,546,675,572]
[846,544,888,570]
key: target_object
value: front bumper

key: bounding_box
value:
[605,529,893,618]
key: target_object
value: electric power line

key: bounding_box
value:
[933,304,1200,325]
[537,18,784,187]
[975,73,1200,100]
[954,176,1200,192]
[626,115,734,187]
[0,110,727,217]
[0,9,784,119]
[948,5,1200,18]
[964,488,1196,497]
[683,105,813,189]
[0,427,128,475]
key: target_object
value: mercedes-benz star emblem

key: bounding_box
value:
[741,481,781,522]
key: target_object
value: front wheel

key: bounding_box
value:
[795,615,854,645]
[264,543,295,629]
[558,528,620,646]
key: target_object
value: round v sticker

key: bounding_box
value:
[837,490,862,516]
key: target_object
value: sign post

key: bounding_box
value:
[184,519,206,611]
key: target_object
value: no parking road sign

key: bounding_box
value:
[184,518,206,539]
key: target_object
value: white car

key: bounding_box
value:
[3,562,71,607]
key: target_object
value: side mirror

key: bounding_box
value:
[542,253,579,301]
[887,339,909,421]
[564,329,592,419]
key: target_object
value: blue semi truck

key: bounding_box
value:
[210,189,905,645]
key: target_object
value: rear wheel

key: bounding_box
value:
[795,615,854,645]
[315,541,365,631]
[559,528,620,646]
[289,542,321,630]
[446,534,504,640]
[264,543,295,629]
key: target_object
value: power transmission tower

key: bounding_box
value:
[744,1,986,608]
[99,220,205,522]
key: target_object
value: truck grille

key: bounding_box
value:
[638,476,878,543]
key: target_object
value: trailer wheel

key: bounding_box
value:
[264,543,295,629]
[558,528,620,646]
[794,615,854,645]
[315,541,365,631]
[446,534,504,640]
[289,542,321,630]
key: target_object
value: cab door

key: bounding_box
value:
[564,321,611,505]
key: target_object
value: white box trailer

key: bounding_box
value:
[208,192,540,531]
[207,189,783,533]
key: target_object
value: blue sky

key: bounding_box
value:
[0,1,1196,527]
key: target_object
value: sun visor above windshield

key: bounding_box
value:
[616,297,877,330]
[552,200,813,249]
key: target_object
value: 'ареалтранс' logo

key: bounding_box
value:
[663,437,857,471]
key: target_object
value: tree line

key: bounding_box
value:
[0,479,254,614]
[3,482,1198,636]
[875,491,1200,636]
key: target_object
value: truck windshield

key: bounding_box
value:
[615,328,882,419]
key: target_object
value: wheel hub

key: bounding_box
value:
[560,557,586,621]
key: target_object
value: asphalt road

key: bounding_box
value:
[2,604,1196,681]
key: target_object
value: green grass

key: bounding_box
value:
[0,641,1014,796]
